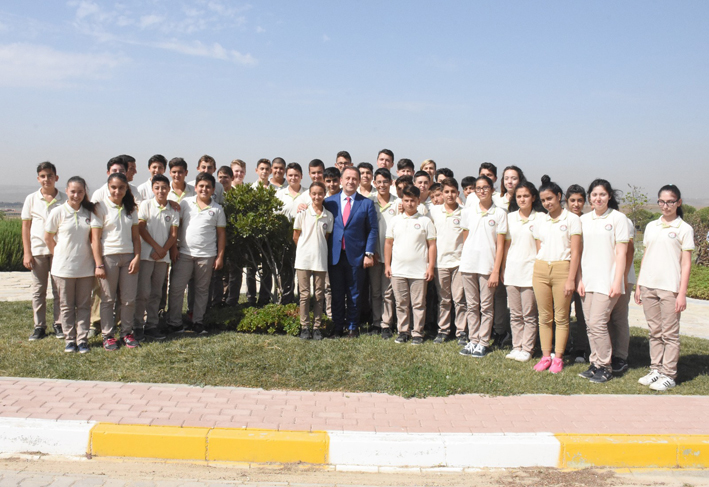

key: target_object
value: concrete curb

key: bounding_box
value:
[1,418,707,469]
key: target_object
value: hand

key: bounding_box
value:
[128,256,140,274]
[95,267,106,279]
[384,265,392,279]
[150,250,161,261]
[564,279,575,297]
[425,268,435,282]
[169,201,180,211]
[675,294,687,313]
[397,202,403,214]
[635,289,642,305]
[363,255,374,269]
[214,256,224,271]
[297,203,309,212]
[577,281,585,297]
[153,247,167,259]
[170,247,179,263]
[609,282,622,299]
[23,254,35,270]
[488,271,499,288]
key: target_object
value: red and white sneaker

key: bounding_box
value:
[122,334,140,348]
[103,338,119,351]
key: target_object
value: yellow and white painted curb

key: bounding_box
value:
[1,418,707,469]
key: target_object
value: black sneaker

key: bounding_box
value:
[471,344,489,358]
[574,350,587,364]
[395,333,409,344]
[578,364,599,379]
[491,330,511,349]
[132,326,145,342]
[381,328,393,340]
[144,327,167,341]
[611,357,629,375]
[411,336,424,346]
[29,328,46,341]
[433,332,448,344]
[312,329,324,341]
[64,342,78,353]
[368,326,381,336]
[78,342,90,354]
[300,327,311,340]
[191,323,208,335]
[589,368,613,383]
[457,335,469,346]
[54,324,64,339]
[167,324,186,334]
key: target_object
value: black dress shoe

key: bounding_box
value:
[347,329,360,339]
[327,329,345,339]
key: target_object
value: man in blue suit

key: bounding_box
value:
[323,166,379,338]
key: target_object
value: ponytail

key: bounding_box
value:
[67,176,96,214]
[107,173,137,214]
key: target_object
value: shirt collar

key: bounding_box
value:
[475,202,497,217]
[657,216,682,229]
[341,191,355,205]
[547,209,567,223]
[402,212,420,219]
[36,188,59,207]
[518,210,537,223]
[591,208,613,220]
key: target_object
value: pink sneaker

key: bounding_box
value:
[549,357,564,374]
[533,356,552,372]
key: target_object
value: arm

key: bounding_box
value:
[566,234,582,297]
[609,242,628,298]
[624,239,635,293]
[502,239,511,280]
[676,250,692,312]
[488,233,506,288]
[44,232,56,255]
[363,201,378,269]
[425,240,436,282]
[91,227,106,279]
[22,220,34,269]
[635,254,647,305]
[162,226,179,257]
[384,239,394,278]
[138,221,166,260]
[293,229,301,245]
[214,227,226,270]
[128,225,141,274]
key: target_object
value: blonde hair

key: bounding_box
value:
[231,159,246,170]
[420,159,437,171]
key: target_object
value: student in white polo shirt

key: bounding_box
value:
[384,185,436,345]
[458,175,507,358]
[430,178,466,345]
[91,156,142,204]
[565,184,589,363]
[44,176,94,353]
[578,179,629,384]
[276,162,309,219]
[167,158,196,204]
[91,173,141,351]
[188,155,224,205]
[531,177,582,374]
[23,161,66,341]
[136,155,168,201]
[167,172,226,335]
[503,181,543,363]
[635,184,694,391]
[293,182,334,340]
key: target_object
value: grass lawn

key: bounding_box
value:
[0,300,707,398]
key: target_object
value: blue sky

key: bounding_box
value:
[1,1,707,202]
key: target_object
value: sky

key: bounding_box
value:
[1,1,708,203]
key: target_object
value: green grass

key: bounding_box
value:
[0,219,23,271]
[1,301,708,397]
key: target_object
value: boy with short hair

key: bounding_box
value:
[23,161,66,340]
[357,163,376,200]
[396,159,415,178]
[251,158,278,190]
[271,157,287,188]
[429,183,443,206]
[308,159,325,183]
[217,166,234,193]
[137,154,168,201]
[435,168,454,184]
[231,159,247,186]
[384,185,436,345]
[395,175,413,200]
[414,170,432,211]
[168,158,195,203]
[211,165,240,308]
[91,156,142,203]
[376,149,395,170]
[461,176,476,201]
[335,151,353,173]
[323,167,341,196]
[276,163,309,220]
[188,155,224,204]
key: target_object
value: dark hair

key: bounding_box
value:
[396,175,414,187]
[414,170,431,182]
[336,150,351,162]
[106,173,136,213]
[217,166,233,178]
[198,155,216,168]
[509,181,544,213]
[119,154,136,164]
[566,184,586,202]
[37,161,57,174]
[397,158,415,171]
[658,184,684,218]
[107,156,128,172]
[402,185,421,199]
[441,177,459,191]
[272,157,286,168]
[461,176,476,189]
[479,162,497,178]
[436,168,454,179]
[429,183,442,193]
[500,165,527,196]
[309,159,325,170]
[195,172,216,189]
[286,162,303,175]
[151,174,170,187]
[539,175,564,201]
[374,168,392,182]
[587,179,620,211]
[378,149,394,161]
[66,176,95,214]
[309,181,326,194]
[168,157,188,171]
[323,167,341,180]
[256,158,272,168]
[357,162,373,173]
[148,154,167,168]
[475,175,495,194]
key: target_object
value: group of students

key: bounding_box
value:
[22,150,694,391]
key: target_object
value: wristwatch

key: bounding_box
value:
[365,252,374,258]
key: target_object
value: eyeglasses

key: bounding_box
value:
[657,200,677,207]
[475,186,491,193]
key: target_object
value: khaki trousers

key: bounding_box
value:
[609,288,631,360]
[30,255,60,330]
[532,260,572,357]
[507,285,538,354]
[53,276,93,344]
[297,270,326,330]
[582,291,620,370]
[136,260,169,330]
[461,273,494,346]
[392,277,427,338]
[368,263,395,329]
[98,253,138,339]
[168,254,215,327]
[640,286,680,379]
[435,267,467,337]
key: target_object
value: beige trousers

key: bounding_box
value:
[435,267,467,337]
[168,253,215,327]
[532,260,572,357]
[98,253,138,339]
[640,286,680,379]
[609,288,631,360]
[507,285,538,353]
[53,276,93,344]
[368,263,395,329]
[582,291,620,370]
[297,269,326,330]
[136,260,169,330]
[461,273,494,346]
[392,277,427,338]
[30,255,60,330]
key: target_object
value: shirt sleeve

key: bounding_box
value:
[614,211,630,243]
[496,211,508,235]
[217,208,227,227]
[461,208,470,231]
[130,210,139,226]
[569,214,582,236]
[44,207,60,234]
[681,223,696,251]
[293,211,304,231]
[138,201,149,222]
[21,195,33,220]
[425,218,437,240]
[90,204,105,229]
[385,217,396,239]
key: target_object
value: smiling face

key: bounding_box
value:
[540,189,561,215]
[271,163,285,182]
[309,184,326,207]
[374,174,392,196]
[149,162,165,177]
[475,179,493,205]
[126,161,137,182]
[195,180,214,202]
[66,181,85,208]
[422,162,436,179]
[341,168,360,195]
[503,169,520,193]
[359,167,373,187]
[217,172,233,190]
[286,168,302,189]
[170,166,187,184]
[309,165,324,183]
[108,178,127,205]
[231,165,245,185]
[325,177,340,195]
[256,162,272,182]
[37,169,58,192]
[197,160,216,175]
[152,181,170,204]
[566,193,585,216]
[415,176,431,195]
[589,185,610,213]
[376,153,393,169]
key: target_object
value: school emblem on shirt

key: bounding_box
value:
[453,218,460,225]
[85,218,90,224]
[488,220,496,226]
[388,209,395,215]
[208,210,215,216]
[414,223,421,230]
[165,216,171,222]
[322,222,328,230]
[529,225,535,232]
[559,224,567,232]
[668,232,677,239]
[605,224,613,231]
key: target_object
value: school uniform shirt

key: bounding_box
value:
[276,186,309,220]
[137,178,154,201]
[357,187,377,201]
[138,199,180,263]
[21,189,67,256]
[270,179,287,190]
[533,209,582,262]
[625,216,637,285]
[167,183,195,204]
[44,203,94,278]
[91,199,139,256]
[91,182,142,204]
[580,208,630,295]
[293,207,334,272]
[250,181,280,191]
[188,178,224,205]
[637,217,695,293]
[386,212,437,279]
[464,191,504,210]
[178,196,226,258]
[429,205,465,269]
[373,195,400,258]
[494,192,511,211]
[504,210,539,287]
[459,203,508,275]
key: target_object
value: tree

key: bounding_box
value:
[622,184,648,230]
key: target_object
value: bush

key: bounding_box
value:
[0,219,25,271]
[688,265,709,300]
[204,303,332,337]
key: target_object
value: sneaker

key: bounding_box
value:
[191,323,208,335]
[471,343,488,358]
[588,368,613,383]
[367,326,381,336]
[611,357,629,375]
[505,349,521,360]
[132,326,145,342]
[534,356,553,372]
[87,324,100,339]
[29,328,46,341]
[78,342,90,354]
[549,357,564,374]
[395,333,409,344]
[457,336,469,346]
[167,324,186,334]
[103,338,119,351]
[411,336,423,346]
[312,329,324,341]
[144,327,167,341]
[54,325,64,339]
[515,351,532,362]
[574,350,587,364]
[122,334,140,348]
[300,327,311,340]
[491,330,512,349]
[649,374,676,391]
[459,341,475,356]
[381,328,393,340]
[433,333,448,344]
[578,364,598,379]
[638,369,662,386]
[64,342,78,353]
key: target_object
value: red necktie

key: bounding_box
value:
[342,196,351,249]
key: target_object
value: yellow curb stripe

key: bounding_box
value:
[90,424,210,460]
[556,434,709,469]
[208,428,329,464]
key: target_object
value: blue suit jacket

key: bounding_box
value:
[324,192,379,268]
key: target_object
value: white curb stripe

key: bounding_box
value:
[0,418,95,456]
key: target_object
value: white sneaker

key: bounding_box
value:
[649,374,676,391]
[505,349,521,360]
[515,351,532,362]
[638,369,662,386]
[459,341,476,356]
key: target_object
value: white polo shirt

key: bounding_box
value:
[21,189,66,256]
[167,183,195,204]
[533,209,582,262]
[459,203,507,275]
[494,192,511,211]
[464,191,503,210]
[188,178,224,205]
[251,181,280,191]
[357,187,377,201]
[137,178,154,201]
[293,206,334,272]
[91,199,139,256]
[386,212,436,279]
[91,182,142,204]
[637,217,695,293]
[138,199,180,262]
[504,210,539,287]
[429,205,465,269]
[580,208,630,295]
[373,195,400,258]
[44,203,94,279]
[178,196,226,258]
[276,186,309,220]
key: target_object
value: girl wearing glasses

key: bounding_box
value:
[635,185,694,391]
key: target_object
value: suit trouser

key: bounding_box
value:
[329,250,364,331]
[392,277,427,338]
[461,272,494,346]
[507,285,538,354]
[368,263,394,329]
[53,276,93,344]
[98,253,138,339]
[640,286,680,380]
[30,254,60,330]
[435,267,466,337]
[136,260,169,330]
[582,291,621,370]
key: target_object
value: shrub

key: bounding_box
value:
[204,303,332,337]
[0,219,25,271]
